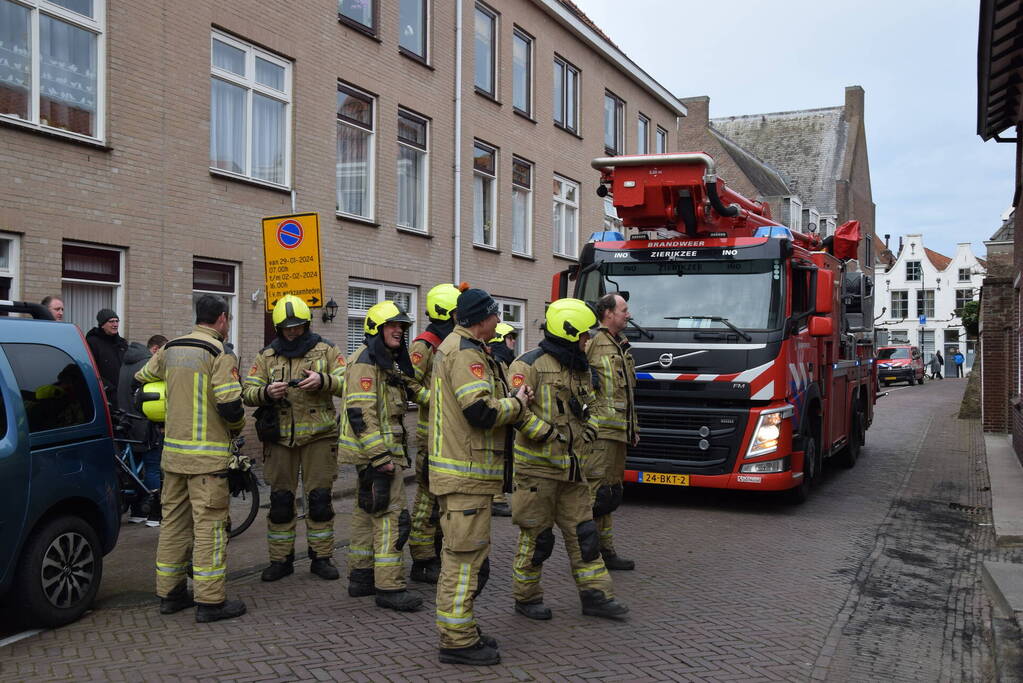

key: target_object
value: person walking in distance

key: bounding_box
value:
[508,299,629,623]
[41,295,64,321]
[119,334,168,525]
[338,301,425,611]
[487,322,519,517]
[135,294,247,623]
[243,295,347,582]
[408,283,460,585]
[430,285,531,666]
[585,293,640,571]
[953,349,965,377]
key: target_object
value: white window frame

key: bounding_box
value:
[473,3,497,97]
[890,290,908,319]
[553,55,579,133]
[61,241,124,334]
[916,289,935,318]
[473,140,497,248]
[0,233,21,300]
[192,258,239,353]
[955,288,974,312]
[958,267,971,282]
[906,260,921,281]
[0,0,106,142]
[636,113,649,154]
[553,174,579,259]
[346,280,418,355]
[336,82,376,221]
[604,91,624,155]
[494,297,525,353]
[209,30,292,189]
[655,126,668,153]
[397,108,429,233]
[788,197,803,232]
[511,27,532,116]
[511,156,533,256]
[397,0,427,60]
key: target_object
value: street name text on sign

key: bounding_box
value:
[261,212,324,311]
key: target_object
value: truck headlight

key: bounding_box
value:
[745,405,794,458]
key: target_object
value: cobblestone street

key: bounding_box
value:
[1,378,1014,682]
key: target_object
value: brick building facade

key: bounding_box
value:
[0,0,686,362]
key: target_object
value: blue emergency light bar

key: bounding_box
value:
[753,226,793,240]
[588,231,625,243]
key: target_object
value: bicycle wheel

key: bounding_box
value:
[227,470,260,539]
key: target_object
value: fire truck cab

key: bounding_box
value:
[553,153,876,502]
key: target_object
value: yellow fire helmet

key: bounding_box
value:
[364,300,413,335]
[272,294,312,328]
[545,298,596,343]
[489,322,517,344]
[140,381,167,423]
[426,283,460,321]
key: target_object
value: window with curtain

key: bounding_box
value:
[337,84,375,219]
[346,281,417,354]
[61,243,122,332]
[474,4,496,96]
[604,91,624,155]
[0,0,104,139]
[553,175,579,258]
[397,109,428,232]
[473,142,497,247]
[511,157,532,255]
[193,259,238,348]
[0,234,20,301]
[916,289,935,318]
[656,126,667,153]
[210,31,291,187]
[512,29,532,115]
[494,298,525,353]
[340,0,375,32]
[553,56,578,133]
[398,0,426,59]
[637,114,649,154]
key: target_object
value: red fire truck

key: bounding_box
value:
[552,153,876,502]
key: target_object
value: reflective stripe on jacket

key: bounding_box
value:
[586,328,638,443]
[337,344,411,468]
[410,338,438,440]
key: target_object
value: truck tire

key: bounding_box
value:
[836,409,864,469]
[786,434,817,505]
[14,515,103,627]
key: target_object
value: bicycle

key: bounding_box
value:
[112,410,261,538]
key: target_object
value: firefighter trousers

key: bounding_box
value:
[263,438,338,562]
[155,470,230,605]
[408,435,440,562]
[587,438,627,555]
[435,492,491,649]
[512,473,613,605]
[348,463,410,591]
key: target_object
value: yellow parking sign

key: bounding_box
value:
[261,212,324,311]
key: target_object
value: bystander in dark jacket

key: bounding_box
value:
[86,308,127,403]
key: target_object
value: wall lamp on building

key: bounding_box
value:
[322,298,339,323]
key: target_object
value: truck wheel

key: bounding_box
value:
[786,435,817,504]
[836,410,864,469]
[14,515,103,627]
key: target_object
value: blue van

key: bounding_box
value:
[0,302,120,626]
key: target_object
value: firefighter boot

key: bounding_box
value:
[260,552,294,582]
[515,600,553,620]
[309,550,340,581]
[195,599,247,623]
[438,640,501,666]
[410,557,441,584]
[601,550,635,571]
[580,589,630,620]
[375,589,423,612]
[159,583,195,615]
[347,568,375,597]
[477,626,499,649]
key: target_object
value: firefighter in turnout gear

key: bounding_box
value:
[487,322,518,517]
[585,292,640,571]
[242,295,346,582]
[507,298,629,622]
[408,283,459,585]
[430,285,531,666]
[135,294,247,623]
[338,301,426,612]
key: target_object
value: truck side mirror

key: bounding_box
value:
[815,270,834,315]
[550,268,574,301]
[809,316,833,337]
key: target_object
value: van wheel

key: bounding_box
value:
[14,515,103,627]
[786,435,817,504]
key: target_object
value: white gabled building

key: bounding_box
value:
[875,234,986,375]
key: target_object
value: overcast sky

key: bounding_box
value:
[576,0,1015,260]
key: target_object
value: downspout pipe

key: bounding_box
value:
[452,0,463,284]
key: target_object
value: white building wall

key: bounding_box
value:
[876,234,985,374]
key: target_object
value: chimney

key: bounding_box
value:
[884,233,890,248]
[679,96,710,128]
[845,85,865,117]
[898,236,903,254]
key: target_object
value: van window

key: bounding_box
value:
[1,344,95,432]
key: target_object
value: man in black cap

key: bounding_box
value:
[87,308,128,405]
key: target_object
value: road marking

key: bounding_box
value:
[0,629,44,648]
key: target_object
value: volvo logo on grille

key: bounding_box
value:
[658,353,673,368]
[698,426,710,437]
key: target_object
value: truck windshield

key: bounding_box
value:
[584,259,783,331]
